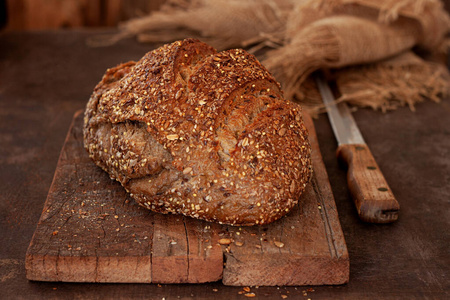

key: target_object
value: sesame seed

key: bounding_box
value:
[166,134,179,140]
[274,241,285,248]
[219,238,231,245]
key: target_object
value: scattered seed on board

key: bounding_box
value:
[274,241,285,248]
[219,238,232,245]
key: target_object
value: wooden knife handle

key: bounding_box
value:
[337,144,400,223]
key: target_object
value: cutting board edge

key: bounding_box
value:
[25,110,350,286]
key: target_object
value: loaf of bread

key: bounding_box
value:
[84,39,312,226]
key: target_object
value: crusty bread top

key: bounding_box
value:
[84,39,312,226]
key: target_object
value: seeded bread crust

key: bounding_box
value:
[84,39,312,226]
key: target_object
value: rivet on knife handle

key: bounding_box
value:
[314,71,400,223]
[337,144,399,223]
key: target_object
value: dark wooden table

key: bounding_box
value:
[1,30,449,299]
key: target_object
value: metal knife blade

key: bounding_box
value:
[314,71,400,223]
[314,72,365,146]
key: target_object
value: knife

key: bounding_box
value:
[314,71,399,223]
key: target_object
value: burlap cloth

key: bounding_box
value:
[90,0,450,117]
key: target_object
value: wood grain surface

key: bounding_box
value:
[25,110,349,286]
[337,143,400,223]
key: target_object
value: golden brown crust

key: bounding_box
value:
[84,39,312,226]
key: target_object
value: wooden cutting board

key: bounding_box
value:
[25,110,349,286]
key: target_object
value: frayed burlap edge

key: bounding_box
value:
[297,51,450,118]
